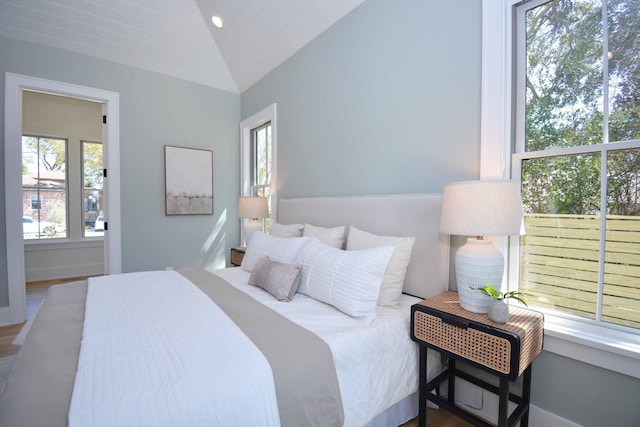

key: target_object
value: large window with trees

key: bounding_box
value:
[513,0,640,331]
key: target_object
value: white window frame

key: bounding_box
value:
[482,0,640,378]
[240,103,277,241]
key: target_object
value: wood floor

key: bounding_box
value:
[400,409,473,427]
[0,322,23,358]
[0,277,471,427]
[0,277,86,358]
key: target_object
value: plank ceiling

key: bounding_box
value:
[0,0,365,93]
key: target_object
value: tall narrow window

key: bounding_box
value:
[250,122,272,197]
[21,136,67,239]
[241,103,277,243]
[250,122,272,231]
[82,141,104,237]
[513,0,640,330]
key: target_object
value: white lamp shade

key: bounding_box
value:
[440,180,522,237]
[238,197,269,247]
[238,197,269,219]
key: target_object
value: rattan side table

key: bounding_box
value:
[230,247,246,266]
[411,291,544,427]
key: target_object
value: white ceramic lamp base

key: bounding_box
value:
[455,237,505,313]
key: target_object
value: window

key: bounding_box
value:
[241,104,277,239]
[21,136,104,240]
[30,195,42,210]
[250,122,272,198]
[512,0,640,331]
[250,122,273,231]
[82,141,104,237]
[21,136,67,239]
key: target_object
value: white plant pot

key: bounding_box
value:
[488,300,509,323]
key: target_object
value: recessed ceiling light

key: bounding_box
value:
[211,15,223,29]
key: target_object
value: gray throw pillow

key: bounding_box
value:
[248,256,302,302]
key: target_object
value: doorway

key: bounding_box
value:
[22,92,105,282]
[2,73,121,326]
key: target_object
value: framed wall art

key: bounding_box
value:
[164,145,213,215]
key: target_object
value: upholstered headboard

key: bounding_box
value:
[278,194,449,299]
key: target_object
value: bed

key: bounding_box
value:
[0,193,450,427]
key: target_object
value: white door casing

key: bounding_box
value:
[2,73,121,326]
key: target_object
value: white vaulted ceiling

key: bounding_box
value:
[0,0,365,93]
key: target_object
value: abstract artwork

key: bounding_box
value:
[164,145,213,215]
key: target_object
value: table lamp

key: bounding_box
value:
[238,196,269,246]
[440,180,523,313]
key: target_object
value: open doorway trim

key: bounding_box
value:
[2,73,121,326]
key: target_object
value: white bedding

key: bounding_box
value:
[68,270,281,427]
[213,267,443,427]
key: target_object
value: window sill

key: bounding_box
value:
[541,312,640,379]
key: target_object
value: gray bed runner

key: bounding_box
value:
[0,269,344,427]
[179,267,344,427]
[0,281,86,427]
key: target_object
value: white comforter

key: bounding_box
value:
[213,267,442,427]
[68,270,281,427]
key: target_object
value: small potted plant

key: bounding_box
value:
[472,284,528,323]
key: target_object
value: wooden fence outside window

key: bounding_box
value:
[520,214,640,329]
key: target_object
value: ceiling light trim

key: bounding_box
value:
[211,15,223,28]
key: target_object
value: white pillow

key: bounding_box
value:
[241,232,310,272]
[347,226,415,307]
[270,222,304,238]
[303,223,346,248]
[296,237,394,323]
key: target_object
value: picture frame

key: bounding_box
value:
[164,145,213,215]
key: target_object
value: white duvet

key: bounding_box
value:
[68,270,281,427]
[213,267,442,427]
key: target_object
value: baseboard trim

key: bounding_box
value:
[25,264,103,282]
[530,405,583,427]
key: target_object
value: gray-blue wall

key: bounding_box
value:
[0,35,241,293]
[241,0,640,426]
[242,0,482,198]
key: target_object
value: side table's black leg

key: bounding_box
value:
[498,377,508,427]
[521,365,532,427]
[418,345,427,427]
[448,357,456,403]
